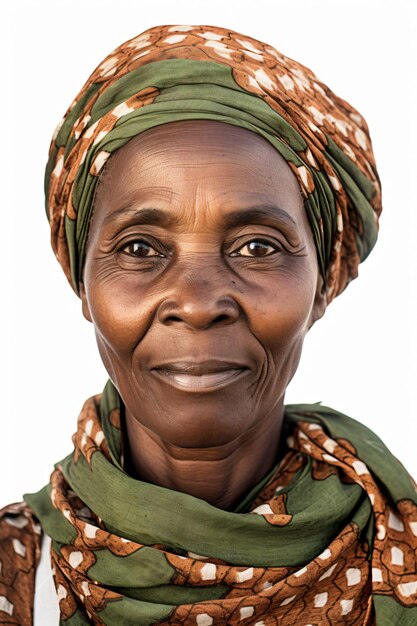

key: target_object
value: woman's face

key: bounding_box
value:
[81,120,325,447]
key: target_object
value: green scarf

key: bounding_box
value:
[19,380,417,625]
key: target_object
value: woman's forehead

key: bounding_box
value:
[93,120,306,225]
[99,120,293,179]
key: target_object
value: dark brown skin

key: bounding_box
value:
[80,120,326,510]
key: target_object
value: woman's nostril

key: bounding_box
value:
[215,314,230,324]
[164,314,183,324]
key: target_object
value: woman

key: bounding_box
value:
[1,24,416,625]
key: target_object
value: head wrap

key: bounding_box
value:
[45,24,382,303]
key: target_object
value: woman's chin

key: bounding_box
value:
[117,368,286,448]
[129,402,261,448]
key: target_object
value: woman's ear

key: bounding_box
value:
[309,274,327,329]
[79,281,93,323]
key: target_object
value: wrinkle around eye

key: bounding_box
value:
[230,239,280,258]
[121,240,165,258]
[228,234,307,259]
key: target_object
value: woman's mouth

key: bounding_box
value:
[150,361,250,392]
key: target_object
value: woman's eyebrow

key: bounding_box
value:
[104,205,298,230]
[103,207,178,227]
[222,205,298,230]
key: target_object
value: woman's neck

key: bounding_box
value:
[123,403,285,510]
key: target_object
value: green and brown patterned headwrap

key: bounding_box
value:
[45,24,382,303]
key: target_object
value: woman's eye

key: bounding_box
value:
[231,239,279,258]
[122,240,163,257]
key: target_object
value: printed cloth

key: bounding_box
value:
[44,24,382,302]
[1,381,416,624]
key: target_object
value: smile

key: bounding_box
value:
[151,368,250,391]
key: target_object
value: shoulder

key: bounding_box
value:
[0,501,42,624]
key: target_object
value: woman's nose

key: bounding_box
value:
[156,268,241,330]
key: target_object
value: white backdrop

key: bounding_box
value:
[2,0,416,507]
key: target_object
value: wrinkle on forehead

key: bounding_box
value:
[97,119,292,187]
[91,119,312,244]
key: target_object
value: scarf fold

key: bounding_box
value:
[16,380,416,625]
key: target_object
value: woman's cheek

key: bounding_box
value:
[89,278,150,350]
[252,282,315,347]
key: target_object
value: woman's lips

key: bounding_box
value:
[151,366,250,391]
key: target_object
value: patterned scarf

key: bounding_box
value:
[44,24,382,303]
[0,381,414,624]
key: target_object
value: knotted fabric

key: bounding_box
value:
[44,24,382,302]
